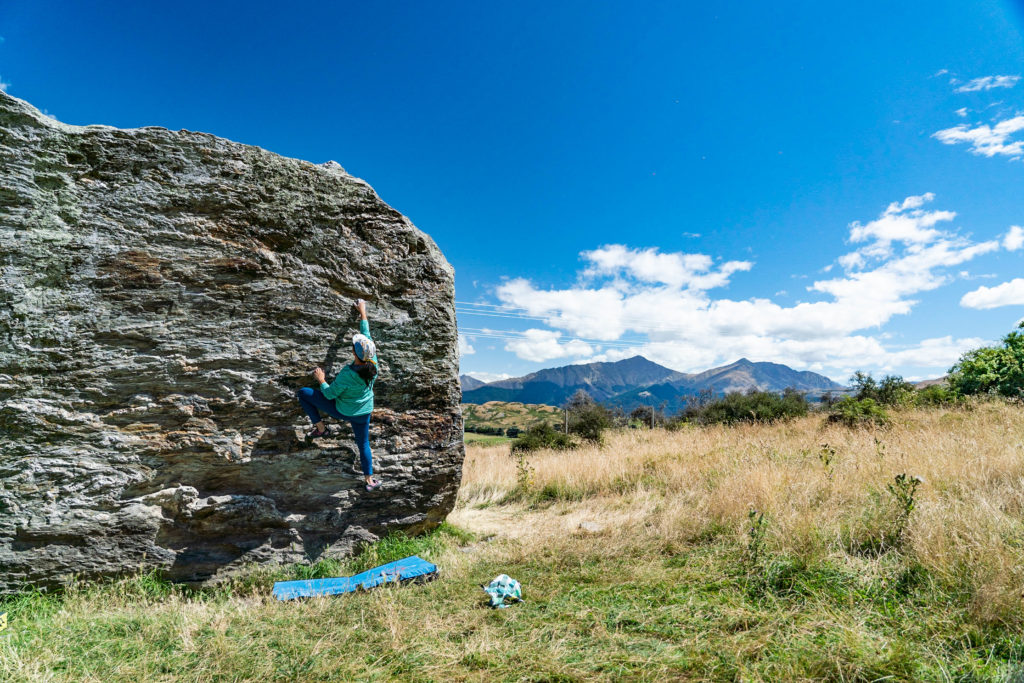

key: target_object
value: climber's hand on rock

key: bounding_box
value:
[312,367,326,384]
[354,299,367,317]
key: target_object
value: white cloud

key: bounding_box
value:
[502,329,594,363]
[933,116,1024,158]
[847,193,955,248]
[465,371,513,384]
[458,334,475,356]
[496,278,631,340]
[1004,225,1024,251]
[955,75,1020,93]
[588,335,983,379]
[492,195,1001,377]
[0,78,8,92]
[961,279,1024,309]
[955,107,969,118]
[882,336,987,368]
[582,244,752,291]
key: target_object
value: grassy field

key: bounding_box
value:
[462,401,561,433]
[3,402,1024,681]
[463,432,512,446]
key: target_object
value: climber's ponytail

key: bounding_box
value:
[356,359,378,387]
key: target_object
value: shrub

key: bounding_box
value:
[563,389,614,443]
[827,396,890,427]
[678,388,810,425]
[850,371,917,407]
[915,384,960,407]
[510,422,574,453]
[569,405,613,443]
[628,404,668,428]
[947,323,1024,398]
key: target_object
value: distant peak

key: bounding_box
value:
[616,355,653,365]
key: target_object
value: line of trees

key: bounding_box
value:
[465,425,522,438]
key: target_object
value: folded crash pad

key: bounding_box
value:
[273,555,438,601]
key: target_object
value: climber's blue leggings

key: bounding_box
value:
[296,387,373,476]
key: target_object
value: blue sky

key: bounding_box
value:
[2,1,1023,383]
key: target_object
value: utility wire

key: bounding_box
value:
[455,302,700,336]
[459,327,649,349]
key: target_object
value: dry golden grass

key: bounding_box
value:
[454,401,1024,626]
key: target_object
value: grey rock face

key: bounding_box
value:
[0,92,464,593]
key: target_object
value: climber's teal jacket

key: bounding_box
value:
[320,319,377,416]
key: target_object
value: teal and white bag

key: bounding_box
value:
[483,574,523,609]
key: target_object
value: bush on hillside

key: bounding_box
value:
[947,323,1024,398]
[850,372,917,407]
[915,384,960,407]
[827,396,890,428]
[466,425,505,436]
[563,389,614,444]
[510,422,575,453]
[629,405,668,428]
[847,370,965,409]
[677,388,810,425]
[570,405,614,443]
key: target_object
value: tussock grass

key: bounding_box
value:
[3,403,1024,681]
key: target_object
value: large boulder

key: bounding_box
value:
[0,91,464,593]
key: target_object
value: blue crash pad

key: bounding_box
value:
[272,555,437,601]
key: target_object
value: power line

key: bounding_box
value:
[455,300,528,309]
[455,308,550,322]
[455,302,702,336]
[459,327,649,349]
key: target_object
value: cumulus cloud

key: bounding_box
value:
[458,334,475,356]
[961,279,1024,309]
[954,75,1020,93]
[581,244,751,291]
[847,193,955,248]
[0,77,8,92]
[502,329,595,363]
[933,116,1024,158]
[493,195,1001,376]
[1004,225,1024,251]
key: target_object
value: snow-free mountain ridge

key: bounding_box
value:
[462,356,844,411]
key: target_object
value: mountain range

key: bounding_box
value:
[460,356,844,412]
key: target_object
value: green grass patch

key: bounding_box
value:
[463,432,512,445]
[3,524,1023,681]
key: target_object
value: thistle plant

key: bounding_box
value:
[818,443,837,479]
[887,473,923,548]
[746,509,768,568]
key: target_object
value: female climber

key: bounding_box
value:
[296,298,381,492]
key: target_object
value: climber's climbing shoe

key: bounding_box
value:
[307,424,332,439]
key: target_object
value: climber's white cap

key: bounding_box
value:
[352,333,376,362]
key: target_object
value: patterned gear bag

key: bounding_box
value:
[483,574,523,609]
